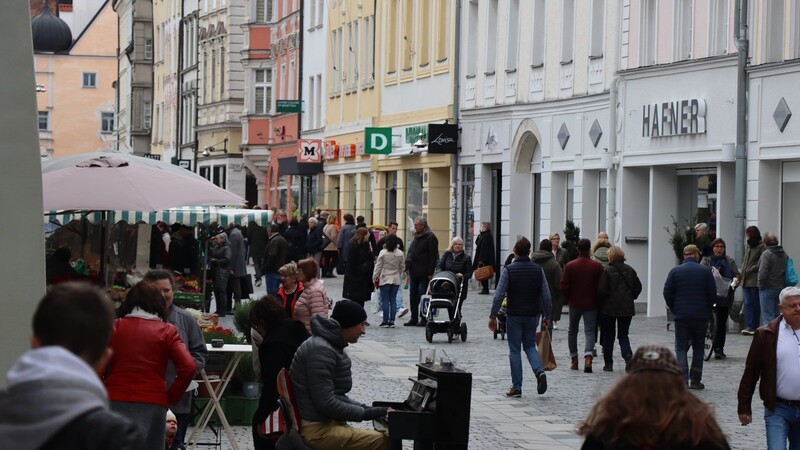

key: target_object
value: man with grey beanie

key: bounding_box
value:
[290,300,390,449]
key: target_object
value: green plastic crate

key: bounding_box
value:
[224,396,260,425]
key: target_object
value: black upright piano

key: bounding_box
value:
[373,363,472,450]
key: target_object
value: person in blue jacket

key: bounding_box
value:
[663,244,716,390]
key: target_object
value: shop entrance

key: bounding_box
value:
[677,168,717,239]
[782,162,800,262]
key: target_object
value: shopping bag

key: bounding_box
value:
[535,329,557,371]
[474,263,494,282]
[710,266,732,297]
[370,291,381,314]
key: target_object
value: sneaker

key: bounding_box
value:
[602,365,613,372]
[505,388,522,398]
[741,328,755,336]
[397,308,409,318]
[714,351,727,360]
[388,322,395,328]
[379,322,389,328]
[403,319,419,327]
[254,278,262,287]
[688,381,705,390]
[553,322,559,330]
[536,372,547,395]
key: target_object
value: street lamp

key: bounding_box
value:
[199,138,228,157]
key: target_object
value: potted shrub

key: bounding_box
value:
[233,301,254,344]
[562,220,581,263]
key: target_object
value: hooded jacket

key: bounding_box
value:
[405,228,439,279]
[0,347,145,450]
[740,239,764,288]
[290,316,387,423]
[758,245,788,290]
[531,250,562,308]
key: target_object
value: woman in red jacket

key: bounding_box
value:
[276,262,304,318]
[103,282,196,450]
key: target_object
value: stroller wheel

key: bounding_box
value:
[460,323,467,342]
[425,327,433,344]
[447,330,454,343]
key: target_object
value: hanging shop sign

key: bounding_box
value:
[365,127,392,154]
[427,123,458,154]
[642,98,707,138]
[276,99,302,113]
[297,140,322,163]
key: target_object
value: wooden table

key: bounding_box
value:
[187,344,252,450]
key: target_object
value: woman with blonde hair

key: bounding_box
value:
[373,234,405,327]
[579,345,730,449]
[597,246,642,372]
[276,262,304,319]
[293,258,329,333]
[437,236,473,319]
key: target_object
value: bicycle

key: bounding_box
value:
[703,303,717,361]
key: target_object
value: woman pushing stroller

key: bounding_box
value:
[437,237,473,319]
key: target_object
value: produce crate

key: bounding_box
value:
[174,291,204,309]
[224,396,260,425]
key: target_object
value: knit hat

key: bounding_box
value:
[626,345,682,376]
[166,409,177,423]
[331,300,367,329]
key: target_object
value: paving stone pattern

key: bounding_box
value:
[194,272,766,449]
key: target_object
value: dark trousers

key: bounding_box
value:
[226,276,243,312]
[321,250,338,276]
[714,306,729,353]
[600,315,633,366]
[675,319,707,383]
[480,279,489,292]
[409,276,430,321]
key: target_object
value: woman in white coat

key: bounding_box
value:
[373,234,405,327]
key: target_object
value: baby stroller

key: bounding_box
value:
[493,298,507,340]
[424,271,467,343]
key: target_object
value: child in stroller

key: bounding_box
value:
[424,271,468,343]
[494,298,507,340]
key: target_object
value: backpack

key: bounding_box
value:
[786,257,798,287]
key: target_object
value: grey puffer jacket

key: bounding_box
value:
[290,316,387,423]
[758,245,788,290]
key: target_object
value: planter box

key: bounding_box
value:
[224,396,260,425]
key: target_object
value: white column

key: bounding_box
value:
[648,166,678,317]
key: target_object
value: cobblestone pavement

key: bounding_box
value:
[192,272,767,449]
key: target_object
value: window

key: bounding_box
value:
[143,101,152,129]
[289,60,295,98]
[405,169,423,244]
[348,22,356,88]
[765,0,785,63]
[211,49,216,100]
[145,37,153,60]
[485,0,498,73]
[640,0,657,65]
[506,0,519,71]
[254,69,273,114]
[307,76,315,128]
[317,0,324,27]
[566,173,574,221]
[418,1,430,66]
[213,165,226,189]
[466,0,477,75]
[364,15,375,81]
[795,1,800,58]
[709,0,728,56]
[402,0,413,70]
[561,0,575,63]
[598,172,607,233]
[281,63,286,99]
[673,0,693,60]
[531,0,545,66]
[315,74,322,125]
[387,1,398,73]
[82,72,97,88]
[309,0,316,27]
[38,111,49,131]
[436,0,448,62]
[256,0,274,22]
[220,45,225,96]
[101,112,115,133]
[589,0,605,58]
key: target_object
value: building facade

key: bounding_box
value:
[150,0,181,161]
[34,1,118,158]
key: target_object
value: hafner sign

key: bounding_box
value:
[642,98,707,138]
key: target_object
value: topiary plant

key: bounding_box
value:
[232,301,253,344]
[562,220,581,263]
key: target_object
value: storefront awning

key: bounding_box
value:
[44,207,272,227]
[278,157,323,176]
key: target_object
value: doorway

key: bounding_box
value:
[677,168,717,239]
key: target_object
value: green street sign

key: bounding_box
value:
[276,99,301,113]
[365,127,392,155]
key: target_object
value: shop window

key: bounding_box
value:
[461,166,475,256]
[677,169,717,239]
[598,172,607,233]
[406,169,423,243]
[385,172,397,224]
[566,173,574,222]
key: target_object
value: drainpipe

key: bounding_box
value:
[733,0,749,264]
[176,0,184,164]
[606,1,622,245]
[451,0,462,239]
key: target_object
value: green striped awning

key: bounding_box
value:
[45,207,272,227]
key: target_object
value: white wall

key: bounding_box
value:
[0,1,46,384]
[302,0,327,135]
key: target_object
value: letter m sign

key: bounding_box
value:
[297,140,322,163]
[365,127,392,155]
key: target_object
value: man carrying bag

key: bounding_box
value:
[488,237,552,398]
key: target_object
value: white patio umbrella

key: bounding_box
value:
[42,155,245,211]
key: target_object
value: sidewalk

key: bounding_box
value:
[197,271,765,449]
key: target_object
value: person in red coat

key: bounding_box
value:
[560,238,604,373]
[103,282,196,450]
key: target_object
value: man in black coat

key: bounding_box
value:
[404,217,439,327]
[0,283,145,449]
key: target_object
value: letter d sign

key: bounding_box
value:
[365,127,392,155]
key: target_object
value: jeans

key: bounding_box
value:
[600,315,633,366]
[674,319,707,383]
[380,284,399,324]
[568,308,598,358]
[506,315,544,390]
[743,286,761,330]
[409,276,430,321]
[765,402,800,450]
[761,288,782,326]
[714,306,729,353]
[264,272,281,295]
